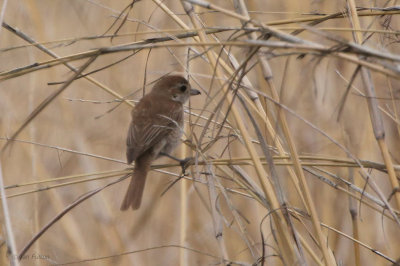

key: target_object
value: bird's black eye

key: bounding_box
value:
[180,85,187,92]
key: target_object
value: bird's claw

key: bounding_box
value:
[179,157,193,175]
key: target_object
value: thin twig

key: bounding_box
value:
[18,174,130,260]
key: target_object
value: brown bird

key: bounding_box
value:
[120,75,201,211]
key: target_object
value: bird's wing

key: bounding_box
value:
[126,95,183,163]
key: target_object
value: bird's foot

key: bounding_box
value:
[179,157,193,175]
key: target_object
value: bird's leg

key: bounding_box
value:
[159,154,194,197]
[159,152,181,162]
[159,152,193,175]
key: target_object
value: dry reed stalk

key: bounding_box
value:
[233,0,310,232]
[264,10,400,26]
[181,3,230,262]
[348,168,361,266]
[182,1,305,264]
[4,26,400,55]
[7,171,130,199]
[347,0,400,210]
[320,222,396,264]
[211,0,334,264]
[387,79,400,137]
[0,1,19,264]
[2,39,400,81]
[345,2,399,265]
[275,57,337,265]
[179,49,191,266]
[179,143,189,266]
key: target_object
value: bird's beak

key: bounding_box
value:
[190,88,201,96]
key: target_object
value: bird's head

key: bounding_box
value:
[151,75,201,103]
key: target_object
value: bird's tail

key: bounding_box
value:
[120,153,152,210]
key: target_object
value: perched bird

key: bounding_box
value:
[120,75,201,211]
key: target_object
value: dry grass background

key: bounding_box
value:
[0,0,400,265]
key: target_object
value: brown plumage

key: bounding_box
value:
[120,75,201,210]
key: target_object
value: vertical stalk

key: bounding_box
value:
[348,168,361,266]
[232,1,334,265]
[179,137,189,266]
[179,48,191,266]
[346,0,400,208]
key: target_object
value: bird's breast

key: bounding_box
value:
[161,126,183,154]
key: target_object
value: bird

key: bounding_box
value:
[120,75,201,211]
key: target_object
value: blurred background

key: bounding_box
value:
[0,0,400,265]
